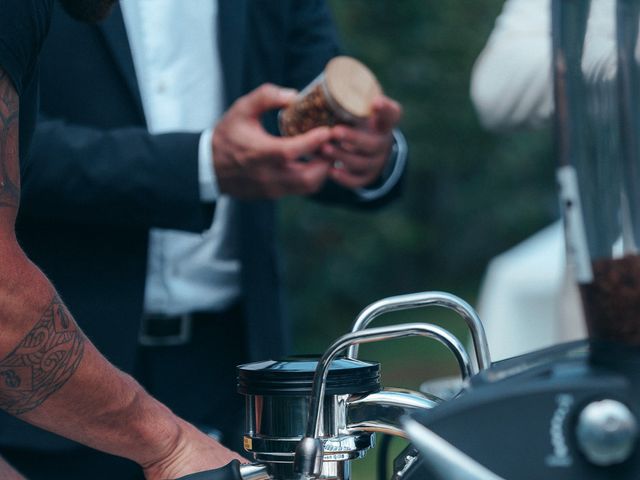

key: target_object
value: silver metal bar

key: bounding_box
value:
[306,323,472,440]
[346,291,491,371]
[402,418,506,480]
[294,322,472,478]
[346,388,440,438]
[552,0,590,169]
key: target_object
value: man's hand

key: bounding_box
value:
[321,95,402,190]
[142,419,247,480]
[213,84,333,199]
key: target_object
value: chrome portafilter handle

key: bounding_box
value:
[239,464,271,480]
[401,418,506,480]
[347,291,491,371]
[293,322,474,478]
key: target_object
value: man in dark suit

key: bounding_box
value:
[2,1,406,478]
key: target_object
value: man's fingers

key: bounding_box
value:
[330,126,388,156]
[321,144,372,175]
[274,126,331,162]
[328,165,371,190]
[326,148,385,189]
[263,158,331,197]
[285,158,332,195]
[371,95,402,133]
[221,156,331,199]
[234,83,298,117]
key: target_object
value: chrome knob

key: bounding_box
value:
[576,399,638,466]
[239,464,271,480]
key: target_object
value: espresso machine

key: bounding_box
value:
[237,292,490,480]
[180,0,640,478]
[179,292,491,480]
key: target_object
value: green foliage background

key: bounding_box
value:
[281,0,557,366]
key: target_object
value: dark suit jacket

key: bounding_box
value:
[3,0,403,450]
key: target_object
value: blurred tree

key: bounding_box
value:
[281,0,557,354]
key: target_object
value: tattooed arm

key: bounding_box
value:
[0,70,243,477]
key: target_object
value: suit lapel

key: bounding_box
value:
[218,0,248,106]
[98,4,146,122]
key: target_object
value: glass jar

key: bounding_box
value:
[279,56,382,136]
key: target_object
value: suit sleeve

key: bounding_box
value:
[20,115,214,232]
[283,0,341,90]
[284,0,406,210]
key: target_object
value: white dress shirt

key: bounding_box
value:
[121,0,241,316]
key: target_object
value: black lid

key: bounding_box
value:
[237,355,380,396]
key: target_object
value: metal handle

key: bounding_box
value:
[347,291,491,371]
[346,388,440,438]
[239,463,270,480]
[402,418,505,480]
[294,322,473,478]
[308,323,473,438]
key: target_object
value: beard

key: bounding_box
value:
[58,0,118,23]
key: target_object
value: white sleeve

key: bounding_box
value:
[470,0,616,131]
[581,0,616,85]
[470,0,554,130]
[198,127,220,202]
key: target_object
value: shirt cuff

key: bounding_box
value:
[198,127,220,202]
[355,129,408,201]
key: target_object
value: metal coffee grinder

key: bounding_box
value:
[399,1,640,479]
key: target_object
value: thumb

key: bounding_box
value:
[372,96,402,133]
[235,83,298,117]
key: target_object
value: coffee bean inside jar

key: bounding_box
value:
[279,56,382,136]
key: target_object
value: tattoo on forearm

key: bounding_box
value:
[0,69,20,209]
[0,295,85,415]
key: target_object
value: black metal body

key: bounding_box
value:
[402,341,640,479]
[237,356,381,397]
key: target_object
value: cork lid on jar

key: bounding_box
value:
[325,56,382,119]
